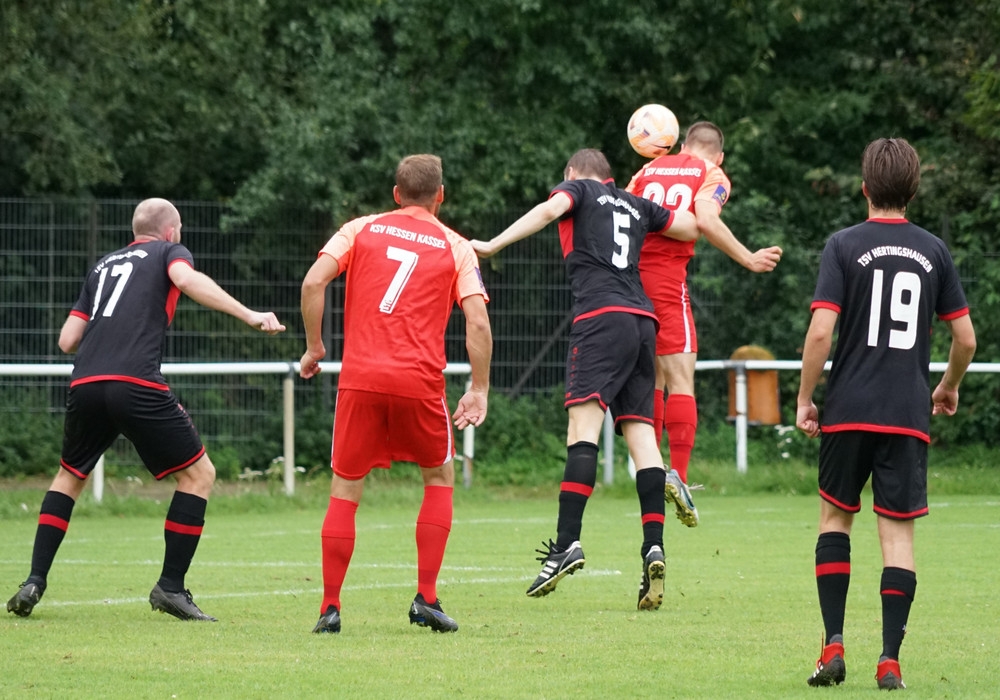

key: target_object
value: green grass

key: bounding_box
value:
[2,480,999,698]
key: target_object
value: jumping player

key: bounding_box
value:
[796,138,976,690]
[300,154,492,635]
[6,198,286,622]
[626,121,782,523]
[472,148,698,610]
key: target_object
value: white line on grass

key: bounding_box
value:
[39,568,623,608]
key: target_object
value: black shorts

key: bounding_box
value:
[564,312,656,433]
[60,381,205,481]
[818,430,928,520]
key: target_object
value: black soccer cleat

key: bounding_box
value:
[149,584,217,622]
[7,579,45,618]
[526,540,585,597]
[637,545,665,611]
[807,635,846,686]
[312,605,342,634]
[408,593,458,632]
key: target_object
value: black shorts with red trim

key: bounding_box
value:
[564,311,656,433]
[818,430,928,520]
[60,381,205,480]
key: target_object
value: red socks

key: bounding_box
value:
[664,393,697,483]
[320,497,359,613]
[416,485,453,604]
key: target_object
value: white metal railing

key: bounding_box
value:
[3,360,998,497]
[0,362,472,500]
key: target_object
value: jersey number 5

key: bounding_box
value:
[868,269,920,350]
[380,246,419,314]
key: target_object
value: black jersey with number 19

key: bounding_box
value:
[69,240,195,389]
[551,178,672,322]
[812,219,969,441]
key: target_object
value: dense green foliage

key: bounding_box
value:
[2,1,998,452]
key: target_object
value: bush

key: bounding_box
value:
[0,390,64,477]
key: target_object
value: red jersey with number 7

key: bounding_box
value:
[319,205,488,399]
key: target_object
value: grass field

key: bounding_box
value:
[2,485,998,699]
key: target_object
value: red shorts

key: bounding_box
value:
[331,389,456,479]
[639,265,697,355]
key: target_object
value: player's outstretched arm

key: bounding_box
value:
[471,193,572,258]
[695,200,782,272]
[453,293,492,429]
[796,308,837,438]
[932,314,976,415]
[169,263,285,334]
[299,254,341,380]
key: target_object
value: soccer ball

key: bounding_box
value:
[627,104,679,158]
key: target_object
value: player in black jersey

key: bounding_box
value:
[6,198,285,623]
[795,139,976,690]
[472,149,698,609]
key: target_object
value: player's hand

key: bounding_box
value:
[931,382,959,416]
[299,347,325,380]
[452,389,488,429]
[795,402,821,438]
[250,311,286,335]
[470,239,496,259]
[747,246,783,273]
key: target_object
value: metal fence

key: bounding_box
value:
[0,197,611,470]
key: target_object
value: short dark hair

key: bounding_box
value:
[565,149,612,180]
[396,154,442,203]
[684,121,724,153]
[861,138,920,211]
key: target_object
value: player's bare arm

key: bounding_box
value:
[299,254,341,380]
[796,308,837,438]
[453,293,492,430]
[169,263,286,334]
[694,200,782,272]
[57,314,88,354]
[663,208,699,242]
[932,314,976,416]
[472,193,572,258]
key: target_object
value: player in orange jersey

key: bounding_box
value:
[299,154,492,635]
[626,121,782,518]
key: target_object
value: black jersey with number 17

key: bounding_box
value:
[68,240,195,389]
[812,219,969,441]
[551,178,673,322]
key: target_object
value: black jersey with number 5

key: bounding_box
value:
[551,178,673,322]
[812,219,969,440]
[69,240,195,388]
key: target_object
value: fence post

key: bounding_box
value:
[734,363,748,474]
[93,455,104,503]
[602,410,614,485]
[283,366,295,496]
[462,378,474,489]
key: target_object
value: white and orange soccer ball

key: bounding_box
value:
[626,104,679,158]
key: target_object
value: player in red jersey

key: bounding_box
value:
[6,198,286,623]
[626,121,782,516]
[796,138,976,690]
[473,149,699,610]
[300,154,492,634]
